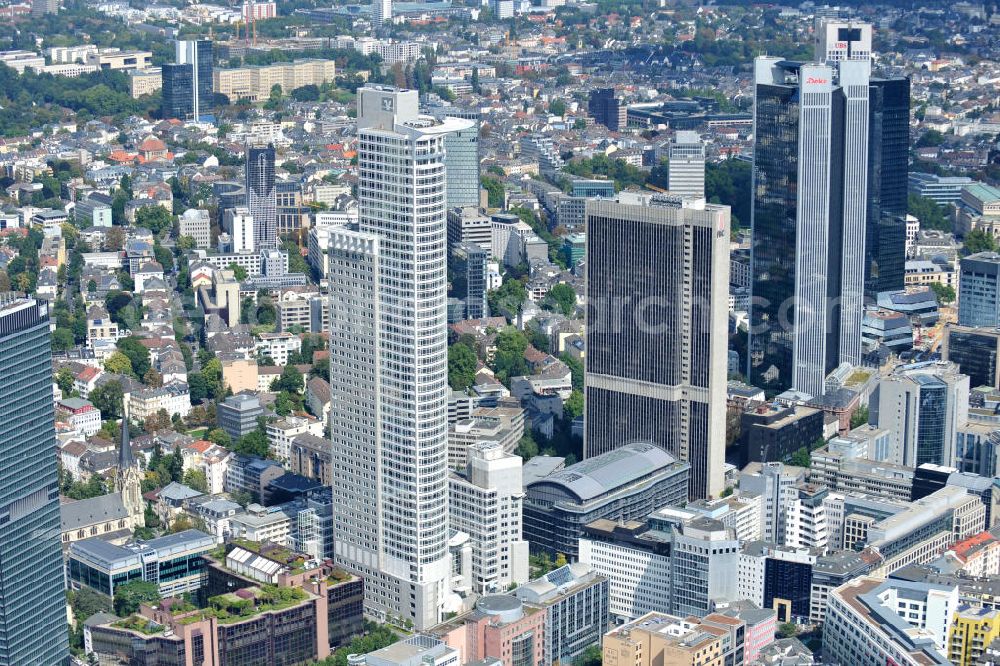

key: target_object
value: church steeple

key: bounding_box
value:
[115,410,145,528]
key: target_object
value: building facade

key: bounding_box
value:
[246,144,277,251]
[0,297,69,665]
[585,195,730,499]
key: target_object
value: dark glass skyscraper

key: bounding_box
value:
[587,88,624,131]
[585,196,730,499]
[450,241,488,320]
[749,25,910,397]
[865,77,910,297]
[0,296,69,665]
[161,63,194,120]
[246,144,277,250]
[175,39,214,120]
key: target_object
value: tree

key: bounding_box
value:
[963,228,998,255]
[177,235,197,250]
[52,327,75,353]
[488,279,527,319]
[113,580,160,617]
[561,353,583,391]
[544,283,577,316]
[778,622,798,638]
[572,645,603,666]
[850,404,870,429]
[117,336,152,378]
[564,390,584,420]
[273,365,304,394]
[207,428,232,448]
[573,117,587,130]
[516,432,539,460]
[234,429,270,458]
[228,262,248,281]
[548,98,566,116]
[554,552,568,568]
[930,281,956,304]
[491,328,529,386]
[909,193,949,231]
[448,343,478,391]
[134,206,174,236]
[790,446,811,468]
[143,368,163,388]
[104,351,134,376]
[56,366,76,395]
[481,176,504,208]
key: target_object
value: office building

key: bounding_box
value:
[602,611,746,666]
[442,111,480,209]
[363,636,461,666]
[816,20,873,61]
[246,144,277,250]
[31,0,57,15]
[327,87,474,629]
[874,362,970,468]
[0,297,69,665]
[430,594,546,666]
[585,195,730,499]
[825,577,956,666]
[667,131,706,198]
[738,462,806,544]
[523,442,690,558]
[909,172,973,205]
[588,88,626,131]
[178,208,211,248]
[449,442,529,594]
[68,529,216,599]
[749,25,910,394]
[213,59,336,103]
[218,393,265,441]
[514,564,609,666]
[943,325,1000,389]
[174,39,213,120]
[450,241,488,320]
[161,63,194,120]
[446,207,492,250]
[960,252,1000,328]
[223,206,255,254]
[740,403,824,465]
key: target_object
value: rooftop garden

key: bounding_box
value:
[203,585,309,625]
[113,616,164,635]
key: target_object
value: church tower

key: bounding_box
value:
[115,415,145,528]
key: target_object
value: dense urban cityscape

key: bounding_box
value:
[0,0,998,664]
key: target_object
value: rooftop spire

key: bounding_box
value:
[119,409,134,470]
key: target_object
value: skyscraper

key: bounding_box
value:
[667,131,706,199]
[328,86,473,629]
[372,0,392,28]
[748,22,909,396]
[161,63,194,120]
[0,296,69,665]
[175,39,214,120]
[442,111,481,209]
[585,194,730,499]
[450,241,488,320]
[246,144,277,251]
[587,88,625,132]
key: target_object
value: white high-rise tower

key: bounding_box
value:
[328,86,473,630]
[372,0,392,28]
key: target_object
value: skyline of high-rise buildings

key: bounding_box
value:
[0,296,69,665]
[328,86,474,629]
[584,194,730,499]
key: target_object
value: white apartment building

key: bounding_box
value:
[327,86,474,630]
[265,414,323,462]
[448,442,529,594]
[228,503,295,545]
[179,209,211,248]
[256,332,302,366]
[127,382,192,421]
[224,207,255,254]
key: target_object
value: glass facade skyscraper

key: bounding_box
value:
[161,63,194,121]
[0,297,69,665]
[246,144,277,250]
[442,111,480,209]
[175,39,214,120]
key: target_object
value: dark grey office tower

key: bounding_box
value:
[585,196,730,499]
[588,88,624,131]
[175,39,214,119]
[161,63,194,120]
[0,296,69,665]
[865,77,910,297]
[450,242,488,319]
[246,144,277,250]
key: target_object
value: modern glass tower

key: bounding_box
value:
[0,296,69,665]
[175,39,213,120]
[442,112,481,209]
[749,22,910,396]
[667,131,706,199]
[328,86,473,629]
[246,144,277,250]
[584,195,730,499]
[161,63,194,121]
